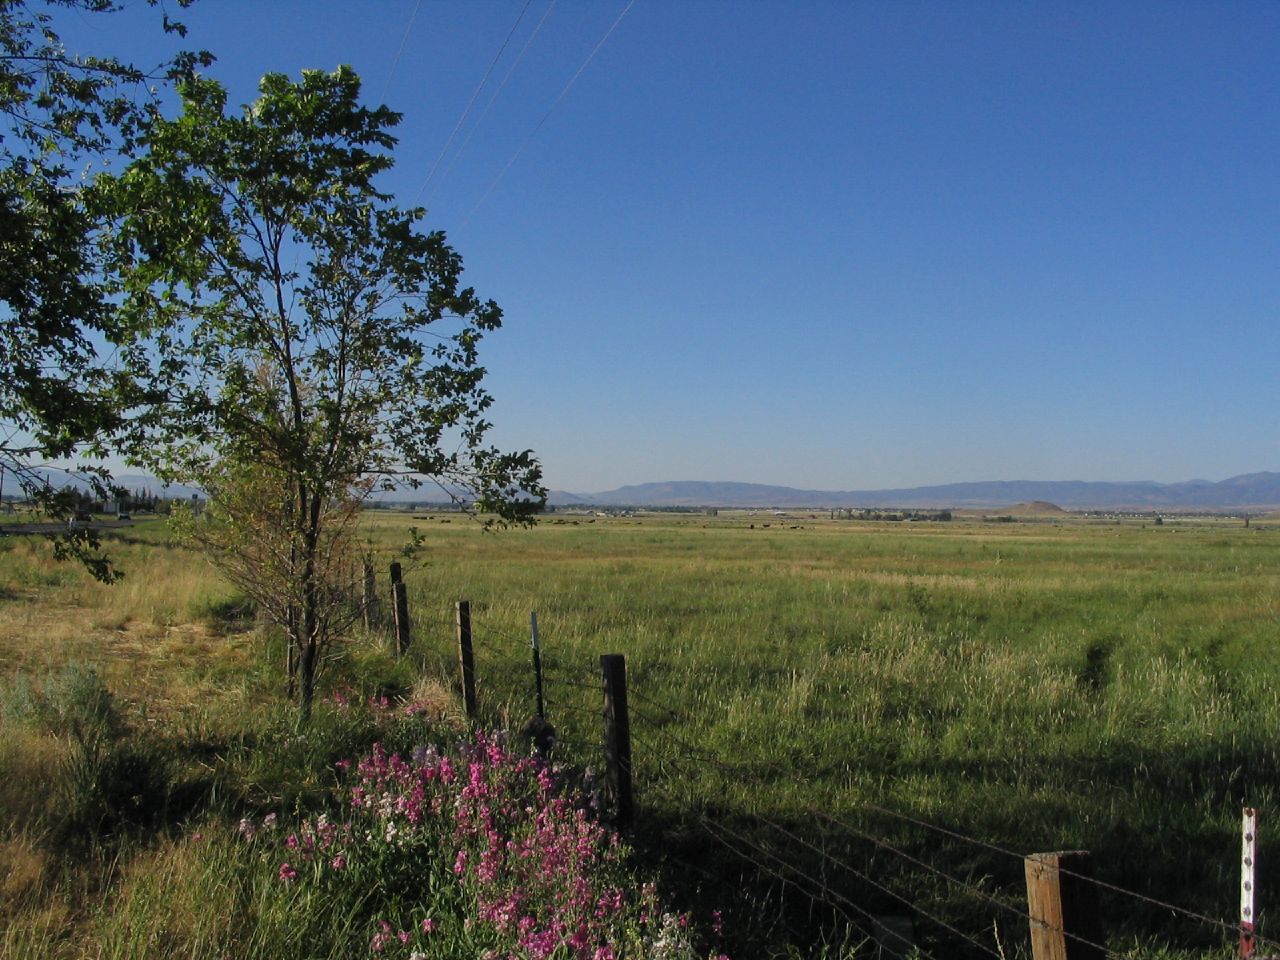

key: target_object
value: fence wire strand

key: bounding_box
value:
[700,815,942,960]
[390,595,1260,958]
[812,809,1029,922]
[744,809,1009,960]
[860,802,1261,946]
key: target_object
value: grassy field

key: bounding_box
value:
[2,510,1277,958]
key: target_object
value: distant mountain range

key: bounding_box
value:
[549,473,1280,511]
[27,468,1280,512]
[17,470,205,501]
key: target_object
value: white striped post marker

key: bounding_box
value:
[1242,807,1258,959]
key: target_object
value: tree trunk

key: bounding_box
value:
[285,603,300,699]
[296,488,324,724]
[298,633,317,722]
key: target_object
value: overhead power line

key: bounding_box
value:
[416,0,535,205]
[427,0,560,208]
[461,0,638,227]
[381,0,425,103]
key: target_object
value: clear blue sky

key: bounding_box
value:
[60,1,1280,493]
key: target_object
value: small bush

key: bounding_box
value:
[3,665,177,843]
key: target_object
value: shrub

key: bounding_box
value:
[2,665,174,841]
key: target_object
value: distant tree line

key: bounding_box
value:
[836,508,952,522]
[58,486,182,515]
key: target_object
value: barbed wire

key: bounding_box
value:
[632,720,1252,958]
[811,809,1027,923]
[747,810,1027,960]
[699,814,939,960]
[383,596,1262,956]
[634,738,999,957]
[858,801,1262,946]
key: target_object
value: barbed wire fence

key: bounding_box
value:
[360,562,1275,960]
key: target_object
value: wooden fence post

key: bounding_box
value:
[1024,851,1104,960]
[600,653,633,830]
[389,561,402,585]
[531,612,545,719]
[391,581,411,656]
[456,600,477,719]
[362,560,377,630]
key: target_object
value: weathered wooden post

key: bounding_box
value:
[456,600,477,719]
[531,612,545,720]
[1242,808,1258,958]
[600,653,633,830]
[389,561,402,586]
[391,581,410,655]
[362,559,377,630]
[1024,851,1104,960]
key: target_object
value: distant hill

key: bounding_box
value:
[550,474,1280,511]
[23,469,204,500]
[30,469,1280,512]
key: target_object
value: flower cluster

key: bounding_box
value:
[247,730,726,960]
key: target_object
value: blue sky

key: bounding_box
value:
[58,1,1280,492]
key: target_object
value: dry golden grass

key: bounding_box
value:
[0,834,49,907]
[409,675,467,725]
[0,524,260,723]
[0,729,67,829]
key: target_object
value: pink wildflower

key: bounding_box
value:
[278,862,297,882]
[595,888,624,917]
[329,855,346,870]
[420,918,437,935]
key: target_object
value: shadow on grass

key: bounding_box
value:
[628,738,1275,960]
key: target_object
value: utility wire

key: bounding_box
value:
[697,817,868,952]
[629,685,696,726]
[380,0,424,104]
[632,741,988,956]
[461,0,638,226]
[427,0,560,207]
[416,0,534,205]
[650,717,1260,952]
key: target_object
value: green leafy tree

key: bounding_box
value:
[0,0,210,578]
[103,67,545,718]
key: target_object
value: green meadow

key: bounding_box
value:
[380,510,1280,958]
[1,510,1277,958]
